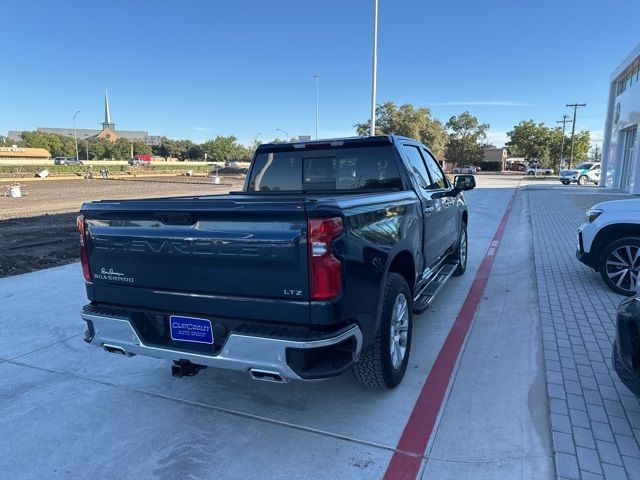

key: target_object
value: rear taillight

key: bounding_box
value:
[308,217,343,301]
[76,215,91,282]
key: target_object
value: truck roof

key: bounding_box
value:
[256,135,418,153]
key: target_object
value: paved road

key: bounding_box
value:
[0,176,555,479]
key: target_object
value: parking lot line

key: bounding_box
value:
[384,186,519,480]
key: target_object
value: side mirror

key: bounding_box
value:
[454,174,476,191]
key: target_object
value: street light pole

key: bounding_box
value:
[73,110,80,161]
[557,114,572,172]
[566,103,586,169]
[369,0,378,136]
[313,74,320,139]
[276,128,289,141]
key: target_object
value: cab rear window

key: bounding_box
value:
[247,146,403,192]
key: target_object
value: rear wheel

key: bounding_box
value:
[561,181,570,185]
[578,175,588,186]
[598,237,640,296]
[527,171,534,176]
[353,273,412,389]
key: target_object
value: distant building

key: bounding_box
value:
[601,43,640,193]
[483,147,507,168]
[7,91,150,143]
[0,146,50,161]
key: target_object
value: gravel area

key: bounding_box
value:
[0,176,243,220]
[0,177,243,277]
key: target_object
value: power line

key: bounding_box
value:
[566,103,586,168]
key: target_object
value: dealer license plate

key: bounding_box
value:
[169,315,214,344]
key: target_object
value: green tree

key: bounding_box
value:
[19,131,76,157]
[132,141,152,156]
[506,120,553,166]
[201,135,250,162]
[569,131,591,166]
[444,112,489,166]
[355,101,448,155]
[152,137,192,160]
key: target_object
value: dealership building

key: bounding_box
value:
[601,44,640,194]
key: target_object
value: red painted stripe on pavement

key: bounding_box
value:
[384,187,519,480]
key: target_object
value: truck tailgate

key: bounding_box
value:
[82,196,311,324]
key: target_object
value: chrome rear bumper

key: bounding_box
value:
[81,309,363,382]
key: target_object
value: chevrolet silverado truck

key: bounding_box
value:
[78,135,475,389]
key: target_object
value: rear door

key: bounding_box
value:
[401,144,447,268]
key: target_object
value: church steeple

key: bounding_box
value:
[101,90,115,130]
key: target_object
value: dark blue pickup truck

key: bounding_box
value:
[78,135,475,389]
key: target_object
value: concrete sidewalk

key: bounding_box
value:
[528,186,640,480]
[422,182,554,478]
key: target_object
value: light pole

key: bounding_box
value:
[557,114,572,172]
[73,110,80,161]
[566,102,586,168]
[313,74,320,139]
[276,128,289,142]
[369,0,379,136]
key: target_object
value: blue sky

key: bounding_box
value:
[1,0,639,147]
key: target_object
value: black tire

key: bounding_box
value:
[453,169,459,174]
[353,273,412,389]
[578,175,588,186]
[527,171,534,175]
[598,237,640,296]
[594,181,599,186]
[452,221,468,276]
[561,181,570,185]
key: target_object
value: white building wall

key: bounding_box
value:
[601,43,640,194]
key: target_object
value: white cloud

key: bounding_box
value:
[428,101,532,107]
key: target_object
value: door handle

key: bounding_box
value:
[424,206,435,214]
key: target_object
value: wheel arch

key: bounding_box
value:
[387,250,416,296]
[591,223,640,270]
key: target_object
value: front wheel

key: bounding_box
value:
[353,273,412,389]
[452,221,468,276]
[598,237,640,296]
[527,171,534,176]
[578,175,588,186]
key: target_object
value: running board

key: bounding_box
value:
[413,262,458,313]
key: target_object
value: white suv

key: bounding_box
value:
[526,163,554,175]
[577,198,640,295]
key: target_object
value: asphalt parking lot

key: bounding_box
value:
[1,175,639,479]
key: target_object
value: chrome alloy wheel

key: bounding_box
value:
[389,293,409,369]
[606,244,640,294]
[460,228,467,267]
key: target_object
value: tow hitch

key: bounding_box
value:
[171,360,207,378]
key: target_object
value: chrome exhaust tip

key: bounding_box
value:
[103,344,128,356]
[249,369,286,383]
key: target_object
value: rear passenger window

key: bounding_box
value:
[248,152,303,191]
[421,149,448,190]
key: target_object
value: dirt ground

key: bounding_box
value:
[0,176,243,278]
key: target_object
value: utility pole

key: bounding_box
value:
[566,103,586,168]
[556,114,572,172]
[369,0,378,136]
[73,110,81,161]
[313,74,320,139]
